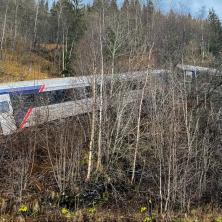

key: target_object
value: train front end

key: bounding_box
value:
[0,94,17,135]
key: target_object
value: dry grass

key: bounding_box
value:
[40,43,63,51]
[0,49,53,82]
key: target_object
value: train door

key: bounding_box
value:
[0,94,17,135]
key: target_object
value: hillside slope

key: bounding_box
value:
[0,48,56,83]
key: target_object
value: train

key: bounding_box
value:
[0,70,168,136]
[1,63,217,136]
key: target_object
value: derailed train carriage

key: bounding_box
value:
[0,75,95,135]
[0,70,167,136]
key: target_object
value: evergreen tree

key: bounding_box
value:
[37,0,50,43]
[147,0,154,15]
[208,9,222,56]
[142,0,154,25]
[48,0,86,76]
[121,0,129,12]
[92,0,109,13]
[109,0,118,12]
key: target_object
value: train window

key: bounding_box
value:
[10,94,35,126]
[125,80,144,90]
[34,92,50,106]
[104,81,111,96]
[96,84,101,95]
[50,90,66,104]
[71,87,92,100]
[75,88,80,99]
[10,86,93,124]
[0,101,10,113]
[138,81,145,90]
[36,86,93,106]
[85,86,92,98]
[128,81,137,90]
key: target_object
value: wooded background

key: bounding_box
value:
[0,0,222,79]
[1,0,222,220]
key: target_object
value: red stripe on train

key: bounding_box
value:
[39,84,46,93]
[20,107,33,129]
[20,84,45,129]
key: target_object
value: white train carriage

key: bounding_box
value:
[0,75,95,135]
[177,64,218,77]
[0,70,167,136]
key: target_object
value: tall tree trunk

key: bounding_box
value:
[97,7,105,171]
[0,3,8,59]
[131,69,148,183]
[33,0,40,49]
[86,72,96,181]
[13,0,19,50]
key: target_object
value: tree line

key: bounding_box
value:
[0,0,222,76]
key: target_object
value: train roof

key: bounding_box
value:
[0,75,94,95]
[0,70,168,95]
[177,64,217,74]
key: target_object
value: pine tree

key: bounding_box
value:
[92,0,109,13]
[47,0,86,75]
[142,0,154,25]
[208,9,222,56]
[147,0,154,16]
[110,0,118,12]
[121,0,129,12]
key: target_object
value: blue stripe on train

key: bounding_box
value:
[0,85,42,95]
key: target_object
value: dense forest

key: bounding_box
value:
[1,0,222,221]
